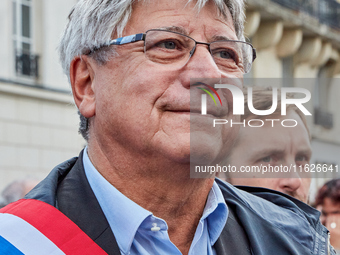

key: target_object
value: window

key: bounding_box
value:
[281,56,295,87]
[13,0,39,78]
[282,56,294,78]
[314,61,336,129]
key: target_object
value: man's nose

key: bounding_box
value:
[277,157,305,193]
[184,44,222,78]
[278,175,302,193]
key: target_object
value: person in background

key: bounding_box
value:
[222,87,312,203]
[0,178,40,208]
[315,179,340,252]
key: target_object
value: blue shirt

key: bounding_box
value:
[83,147,228,255]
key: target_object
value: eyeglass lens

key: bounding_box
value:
[144,30,253,74]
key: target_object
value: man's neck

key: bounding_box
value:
[87,141,215,255]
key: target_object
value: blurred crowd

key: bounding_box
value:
[0,178,39,209]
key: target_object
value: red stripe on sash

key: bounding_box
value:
[0,199,108,255]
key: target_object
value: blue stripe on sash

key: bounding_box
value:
[0,236,24,255]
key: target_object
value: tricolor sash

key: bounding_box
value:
[0,199,108,255]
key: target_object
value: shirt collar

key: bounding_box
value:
[83,147,152,254]
[83,147,228,253]
[204,181,228,245]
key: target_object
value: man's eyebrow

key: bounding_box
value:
[250,148,285,160]
[212,35,233,41]
[296,149,312,158]
[156,26,188,35]
[151,27,233,42]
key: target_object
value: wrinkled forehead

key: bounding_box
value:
[133,0,230,17]
[125,0,235,37]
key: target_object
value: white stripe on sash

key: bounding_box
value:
[0,213,65,255]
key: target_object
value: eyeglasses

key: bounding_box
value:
[90,29,256,74]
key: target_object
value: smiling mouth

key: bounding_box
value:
[166,109,223,118]
[161,86,229,117]
[168,110,191,115]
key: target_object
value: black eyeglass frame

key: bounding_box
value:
[87,29,257,70]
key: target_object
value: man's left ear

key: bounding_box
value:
[70,55,96,118]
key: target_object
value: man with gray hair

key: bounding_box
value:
[0,0,334,254]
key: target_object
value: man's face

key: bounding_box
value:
[320,197,340,225]
[87,0,242,164]
[227,110,312,203]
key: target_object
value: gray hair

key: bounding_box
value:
[0,178,39,208]
[59,0,246,140]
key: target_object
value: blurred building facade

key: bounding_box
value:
[0,0,339,198]
[0,0,83,190]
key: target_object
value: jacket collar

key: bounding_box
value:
[27,150,121,255]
